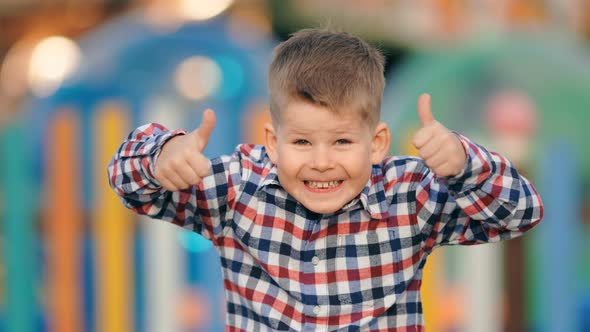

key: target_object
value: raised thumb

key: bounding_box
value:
[191,109,216,150]
[417,93,435,127]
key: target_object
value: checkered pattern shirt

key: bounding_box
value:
[108,123,543,331]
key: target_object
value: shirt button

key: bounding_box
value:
[311,256,320,265]
[313,305,321,315]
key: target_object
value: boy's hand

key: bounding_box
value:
[154,109,216,191]
[412,94,467,177]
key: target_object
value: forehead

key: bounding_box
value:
[278,100,370,132]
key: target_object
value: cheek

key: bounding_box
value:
[277,150,303,177]
[341,149,371,172]
[352,162,372,179]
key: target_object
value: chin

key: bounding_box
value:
[303,204,341,215]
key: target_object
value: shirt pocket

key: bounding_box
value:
[335,228,403,308]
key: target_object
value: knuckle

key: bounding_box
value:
[188,174,199,184]
[176,178,188,188]
[196,167,209,177]
[163,165,175,176]
[156,166,168,178]
[183,148,194,157]
[165,183,177,191]
[169,158,182,169]
[431,167,440,175]
[413,128,425,139]
[427,157,440,167]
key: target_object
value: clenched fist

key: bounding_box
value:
[154,109,216,191]
[412,94,467,177]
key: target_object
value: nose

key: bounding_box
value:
[310,146,334,171]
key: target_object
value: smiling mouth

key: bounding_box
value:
[304,180,343,189]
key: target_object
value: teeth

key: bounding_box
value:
[306,180,341,189]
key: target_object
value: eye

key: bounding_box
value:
[293,139,310,145]
[335,139,352,145]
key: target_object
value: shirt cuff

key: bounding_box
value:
[439,132,492,194]
[142,129,187,184]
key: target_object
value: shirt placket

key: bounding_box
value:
[301,216,330,332]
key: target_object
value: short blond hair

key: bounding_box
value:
[268,28,385,127]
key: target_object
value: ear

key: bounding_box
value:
[370,122,391,164]
[264,123,279,164]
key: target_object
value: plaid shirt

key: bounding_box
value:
[108,123,543,332]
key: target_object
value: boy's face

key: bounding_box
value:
[264,100,390,214]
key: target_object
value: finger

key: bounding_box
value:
[185,154,201,174]
[159,178,179,192]
[193,154,212,178]
[412,127,433,149]
[417,140,442,160]
[424,151,447,169]
[182,151,210,183]
[431,162,453,177]
[165,173,190,190]
[191,109,216,151]
[417,93,435,127]
[176,161,201,185]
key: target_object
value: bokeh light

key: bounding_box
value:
[145,0,234,31]
[174,56,222,101]
[180,0,234,21]
[27,36,81,97]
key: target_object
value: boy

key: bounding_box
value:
[108,29,543,331]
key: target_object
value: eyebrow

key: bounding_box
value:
[285,128,360,135]
[283,128,312,135]
[330,128,360,134]
[280,120,365,136]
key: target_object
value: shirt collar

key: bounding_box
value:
[259,164,281,188]
[259,164,390,220]
[358,165,391,219]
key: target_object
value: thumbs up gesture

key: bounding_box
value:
[412,94,467,177]
[154,109,216,191]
